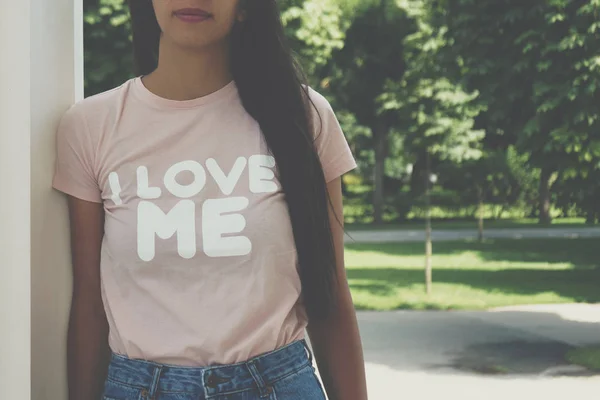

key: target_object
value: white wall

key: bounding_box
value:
[0,0,32,398]
[0,0,82,398]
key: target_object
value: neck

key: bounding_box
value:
[142,38,233,101]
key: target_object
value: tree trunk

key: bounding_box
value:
[493,204,506,220]
[538,166,552,225]
[585,187,598,225]
[424,151,433,295]
[373,126,386,224]
[585,203,598,225]
[585,211,595,225]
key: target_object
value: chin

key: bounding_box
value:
[173,34,227,52]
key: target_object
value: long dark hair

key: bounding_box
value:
[127,0,338,320]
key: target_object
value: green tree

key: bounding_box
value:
[439,0,600,224]
[380,0,484,210]
[281,0,347,82]
[328,0,413,224]
[391,0,484,292]
[555,162,600,223]
[521,0,600,223]
[440,146,540,219]
[84,0,133,96]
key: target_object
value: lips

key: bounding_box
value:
[173,8,213,21]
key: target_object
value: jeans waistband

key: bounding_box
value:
[107,339,313,398]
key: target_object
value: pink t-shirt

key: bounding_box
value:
[52,77,356,366]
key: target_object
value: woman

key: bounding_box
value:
[53,0,368,399]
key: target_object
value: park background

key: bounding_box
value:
[83,0,599,373]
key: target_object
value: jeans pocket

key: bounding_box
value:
[102,378,148,400]
[271,364,326,400]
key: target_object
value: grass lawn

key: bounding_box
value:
[346,217,591,232]
[344,238,600,310]
[566,346,600,371]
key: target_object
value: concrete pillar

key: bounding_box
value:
[0,1,32,397]
[0,0,83,398]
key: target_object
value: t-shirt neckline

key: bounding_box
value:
[131,75,238,109]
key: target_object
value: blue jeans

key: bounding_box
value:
[102,339,327,400]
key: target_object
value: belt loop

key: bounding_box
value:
[247,360,273,398]
[148,365,163,400]
[302,339,314,365]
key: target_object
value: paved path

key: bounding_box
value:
[345,227,600,243]
[353,304,600,400]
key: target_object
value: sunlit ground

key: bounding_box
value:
[344,238,600,310]
[362,363,600,400]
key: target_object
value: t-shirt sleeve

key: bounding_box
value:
[308,88,357,183]
[52,106,102,203]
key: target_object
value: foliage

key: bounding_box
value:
[438,147,539,217]
[81,0,600,225]
[437,0,600,223]
[385,0,484,163]
[326,0,414,223]
[522,0,600,166]
[554,167,600,222]
[281,0,347,80]
[84,0,133,97]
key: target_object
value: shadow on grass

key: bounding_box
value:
[347,267,600,306]
[345,238,599,270]
[350,283,396,296]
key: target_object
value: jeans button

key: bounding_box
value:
[206,374,218,388]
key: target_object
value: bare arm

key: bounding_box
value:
[307,177,368,400]
[66,196,110,400]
